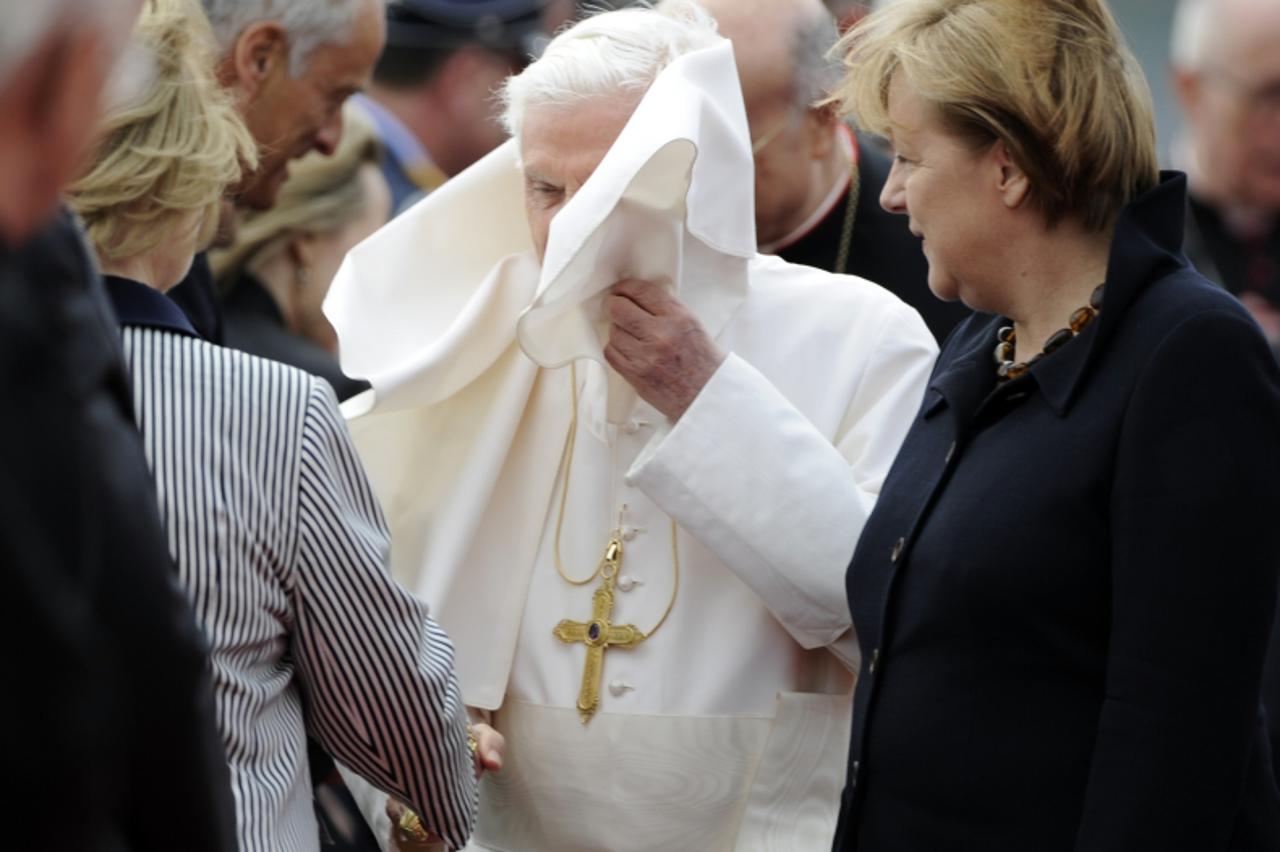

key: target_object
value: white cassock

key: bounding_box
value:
[325,40,937,852]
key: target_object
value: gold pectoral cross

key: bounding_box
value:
[553,536,646,725]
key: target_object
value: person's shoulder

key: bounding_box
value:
[748,253,914,313]
[1102,266,1279,412]
[742,255,937,366]
[1125,264,1258,347]
[126,326,328,409]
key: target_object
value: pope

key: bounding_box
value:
[326,2,937,849]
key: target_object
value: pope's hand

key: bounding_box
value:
[604,279,726,421]
[471,722,505,775]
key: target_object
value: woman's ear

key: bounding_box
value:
[992,140,1031,210]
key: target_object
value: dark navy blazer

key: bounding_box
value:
[833,174,1280,852]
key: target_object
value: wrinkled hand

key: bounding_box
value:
[603,279,725,421]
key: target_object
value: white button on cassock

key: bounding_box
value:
[609,679,635,697]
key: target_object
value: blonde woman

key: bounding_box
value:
[831,1,1280,850]
[67,1,479,849]
[212,102,389,400]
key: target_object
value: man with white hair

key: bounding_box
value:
[170,0,386,341]
[0,1,237,848]
[203,0,387,209]
[326,4,936,849]
[1170,0,1280,348]
[696,0,967,342]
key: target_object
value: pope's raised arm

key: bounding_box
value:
[624,286,935,670]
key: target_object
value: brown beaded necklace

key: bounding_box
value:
[994,283,1105,381]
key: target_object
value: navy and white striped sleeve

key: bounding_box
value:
[289,378,478,848]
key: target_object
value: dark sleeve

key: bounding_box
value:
[1074,310,1280,850]
[1,213,238,851]
[1263,614,1280,785]
[289,379,478,849]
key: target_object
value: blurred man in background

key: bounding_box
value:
[0,1,238,848]
[214,102,387,402]
[358,0,564,214]
[696,0,968,342]
[169,0,385,342]
[1171,0,1280,347]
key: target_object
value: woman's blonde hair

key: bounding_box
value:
[69,0,257,263]
[210,101,381,284]
[832,0,1159,230]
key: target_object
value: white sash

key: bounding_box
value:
[467,692,851,852]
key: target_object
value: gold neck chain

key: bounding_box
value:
[833,157,861,276]
[552,364,680,638]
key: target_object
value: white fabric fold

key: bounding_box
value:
[516,40,755,423]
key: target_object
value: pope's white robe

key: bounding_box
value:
[325,40,937,852]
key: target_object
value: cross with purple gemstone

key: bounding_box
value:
[553,537,646,725]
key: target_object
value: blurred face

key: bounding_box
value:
[1177,16,1280,210]
[0,0,145,245]
[293,163,392,352]
[879,73,998,307]
[238,0,385,210]
[747,93,837,246]
[520,94,642,262]
[435,45,529,177]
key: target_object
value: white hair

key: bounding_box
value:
[0,0,112,81]
[500,0,722,141]
[1171,0,1220,71]
[200,0,367,76]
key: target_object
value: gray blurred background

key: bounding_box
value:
[1110,0,1182,160]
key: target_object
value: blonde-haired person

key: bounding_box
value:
[830,1,1280,850]
[71,0,256,290]
[67,1,480,850]
[212,101,387,401]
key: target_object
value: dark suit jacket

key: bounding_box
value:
[0,210,237,851]
[834,174,1280,851]
[222,273,370,402]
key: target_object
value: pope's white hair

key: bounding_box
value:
[1170,0,1213,71]
[200,0,367,76]
[500,0,722,142]
[0,0,113,80]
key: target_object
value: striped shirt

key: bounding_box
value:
[110,277,477,851]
